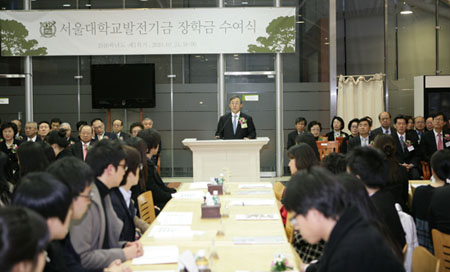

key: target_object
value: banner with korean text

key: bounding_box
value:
[0,8,296,56]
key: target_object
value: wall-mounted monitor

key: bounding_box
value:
[414,75,450,117]
[91,63,156,109]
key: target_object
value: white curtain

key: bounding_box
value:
[337,73,384,132]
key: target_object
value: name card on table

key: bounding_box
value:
[189,182,211,189]
[232,236,285,245]
[229,199,275,206]
[235,213,280,221]
[149,226,199,238]
[238,183,273,189]
[132,246,179,265]
[157,212,193,225]
[236,190,272,195]
[171,190,205,200]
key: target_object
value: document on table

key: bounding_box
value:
[157,212,193,225]
[189,182,211,189]
[235,213,280,221]
[236,190,272,195]
[132,246,179,265]
[232,236,285,245]
[171,190,204,200]
[229,199,275,206]
[238,183,273,189]
[149,226,194,238]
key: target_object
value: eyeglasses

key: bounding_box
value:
[118,162,128,172]
[78,191,94,200]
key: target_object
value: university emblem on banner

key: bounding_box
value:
[40,21,56,38]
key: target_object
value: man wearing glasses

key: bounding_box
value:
[421,112,450,162]
[69,140,143,271]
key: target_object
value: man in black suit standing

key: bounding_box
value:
[372,112,396,136]
[347,117,374,152]
[421,112,450,162]
[287,117,307,149]
[215,96,256,139]
[392,115,421,179]
[24,121,41,142]
[112,119,130,141]
[70,125,95,161]
[92,118,117,141]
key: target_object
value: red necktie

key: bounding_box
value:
[437,133,443,150]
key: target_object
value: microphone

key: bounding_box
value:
[216,116,231,139]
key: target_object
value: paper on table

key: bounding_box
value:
[236,190,272,195]
[157,212,193,225]
[235,213,280,220]
[232,236,285,245]
[411,183,430,188]
[132,246,179,265]
[149,226,194,238]
[171,190,204,200]
[229,199,275,206]
[189,182,211,189]
[179,250,199,272]
[238,183,273,189]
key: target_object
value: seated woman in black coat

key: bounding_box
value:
[340,118,359,154]
[137,128,176,214]
[307,121,323,141]
[325,116,348,141]
[46,129,73,160]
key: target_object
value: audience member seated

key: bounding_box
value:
[287,117,307,150]
[137,128,176,213]
[425,116,434,131]
[111,145,149,242]
[17,142,50,178]
[321,152,346,174]
[11,119,25,141]
[373,134,409,212]
[142,117,153,129]
[325,116,348,141]
[372,111,396,136]
[0,122,21,181]
[412,149,449,253]
[25,121,41,142]
[38,121,51,142]
[50,118,62,131]
[347,117,374,152]
[0,206,50,272]
[113,119,131,141]
[60,122,78,144]
[70,140,143,270]
[347,146,406,250]
[307,121,323,141]
[12,172,73,272]
[92,118,116,141]
[285,144,324,264]
[428,150,450,236]
[339,118,359,154]
[0,152,11,206]
[129,122,144,138]
[125,137,149,212]
[70,125,95,161]
[406,115,414,131]
[283,167,404,272]
[413,116,426,144]
[295,132,320,161]
[421,112,450,162]
[47,129,73,160]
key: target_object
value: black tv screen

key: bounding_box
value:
[424,88,450,118]
[91,64,156,109]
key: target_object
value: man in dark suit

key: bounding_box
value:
[112,119,131,141]
[60,122,78,144]
[70,125,95,161]
[372,112,396,136]
[421,112,450,162]
[24,121,41,142]
[215,95,256,139]
[287,117,307,149]
[413,116,426,144]
[92,118,117,141]
[347,117,374,152]
[392,115,421,179]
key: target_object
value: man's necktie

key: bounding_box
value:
[437,133,443,150]
[83,143,88,160]
[233,115,238,134]
[400,135,405,152]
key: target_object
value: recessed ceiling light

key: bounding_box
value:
[63,3,71,7]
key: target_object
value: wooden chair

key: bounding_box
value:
[432,229,450,272]
[412,246,440,272]
[157,155,161,175]
[316,141,340,160]
[285,212,295,243]
[137,191,156,225]
[274,181,285,201]
[335,136,344,146]
[421,161,431,180]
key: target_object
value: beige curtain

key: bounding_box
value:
[337,73,384,132]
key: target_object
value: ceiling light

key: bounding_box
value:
[400,2,413,15]
[296,21,305,24]
[85,3,91,7]
[63,3,71,7]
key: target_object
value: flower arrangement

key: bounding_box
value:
[69,140,76,146]
[444,134,450,141]
[405,140,412,148]
[10,144,18,154]
[271,254,292,272]
[239,117,248,129]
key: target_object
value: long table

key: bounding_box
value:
[129,182,300,271]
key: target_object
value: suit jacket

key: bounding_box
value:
[287,130,301,150]
[429,185,450,235]
[70,141,95,161]
[116,131,131,141]
[94,132,117,141]
[324,130,348,141]
[0,140,21,181]
[215,112,256,139]
[372,126,396,137]
[347,134,375,153]
[391,131,421,167]
[309,206,404,272]
[55,148,73,160]
[146,158,176,211]
[70,182,126,270]
[339,135,355,154]
[420,130,450,162]
[110,188,136,242]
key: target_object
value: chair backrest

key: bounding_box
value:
[412,246,440,272]
[421,161,431,180]
[274,181,285,201]
[137,191,156,225]
[432,229,450,272]
[285,212,295,243]
[316,141,340,160]
[335,136,344,145]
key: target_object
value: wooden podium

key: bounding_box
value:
[182,137,270,182]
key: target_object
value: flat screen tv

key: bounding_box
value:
[91,63,156,109]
